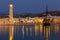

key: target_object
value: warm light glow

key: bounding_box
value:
[32,18,43,23]
[9,26,14,40]
[54,26,59,33]
[10,4,13,7]
[9,35,13,40]
[45,27,50,40]
[35,24,39,36]
[40,25,43,34]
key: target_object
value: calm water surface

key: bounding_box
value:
[0,24,60,40]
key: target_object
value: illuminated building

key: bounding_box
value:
[0,4,59,24]
[9,4,14,24]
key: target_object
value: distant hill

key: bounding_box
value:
[0,11,60,18]
[17,11,60,17]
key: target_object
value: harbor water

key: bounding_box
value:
[0,24,60,40]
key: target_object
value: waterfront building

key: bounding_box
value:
[9,4,14,24]
[0,4,59,24]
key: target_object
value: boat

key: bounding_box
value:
[43,17,50,26]
[43,5,51,26]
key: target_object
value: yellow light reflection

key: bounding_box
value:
[9,35,13,40]
[45,27,50,40]
[35,24,39,36]
[44,26,46,37]
[54,25,59,33]
[40,25,43,34]
[9,26,14,40]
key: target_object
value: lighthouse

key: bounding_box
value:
[9,4,14,24]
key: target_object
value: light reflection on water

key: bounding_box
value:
[0,24,60,40]
[9,26,14,40]
[22,26,24,38]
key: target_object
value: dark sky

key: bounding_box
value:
[0,0,60,14]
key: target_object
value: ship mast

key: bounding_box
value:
[45,0,49,18]
[45,4,48,18]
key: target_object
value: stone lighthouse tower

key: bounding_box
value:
[9,4,13,24]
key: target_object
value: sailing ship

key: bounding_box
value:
[43,5,51,26]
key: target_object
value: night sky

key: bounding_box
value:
[0,0,60,14]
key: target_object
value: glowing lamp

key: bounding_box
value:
[10,4,13,7]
